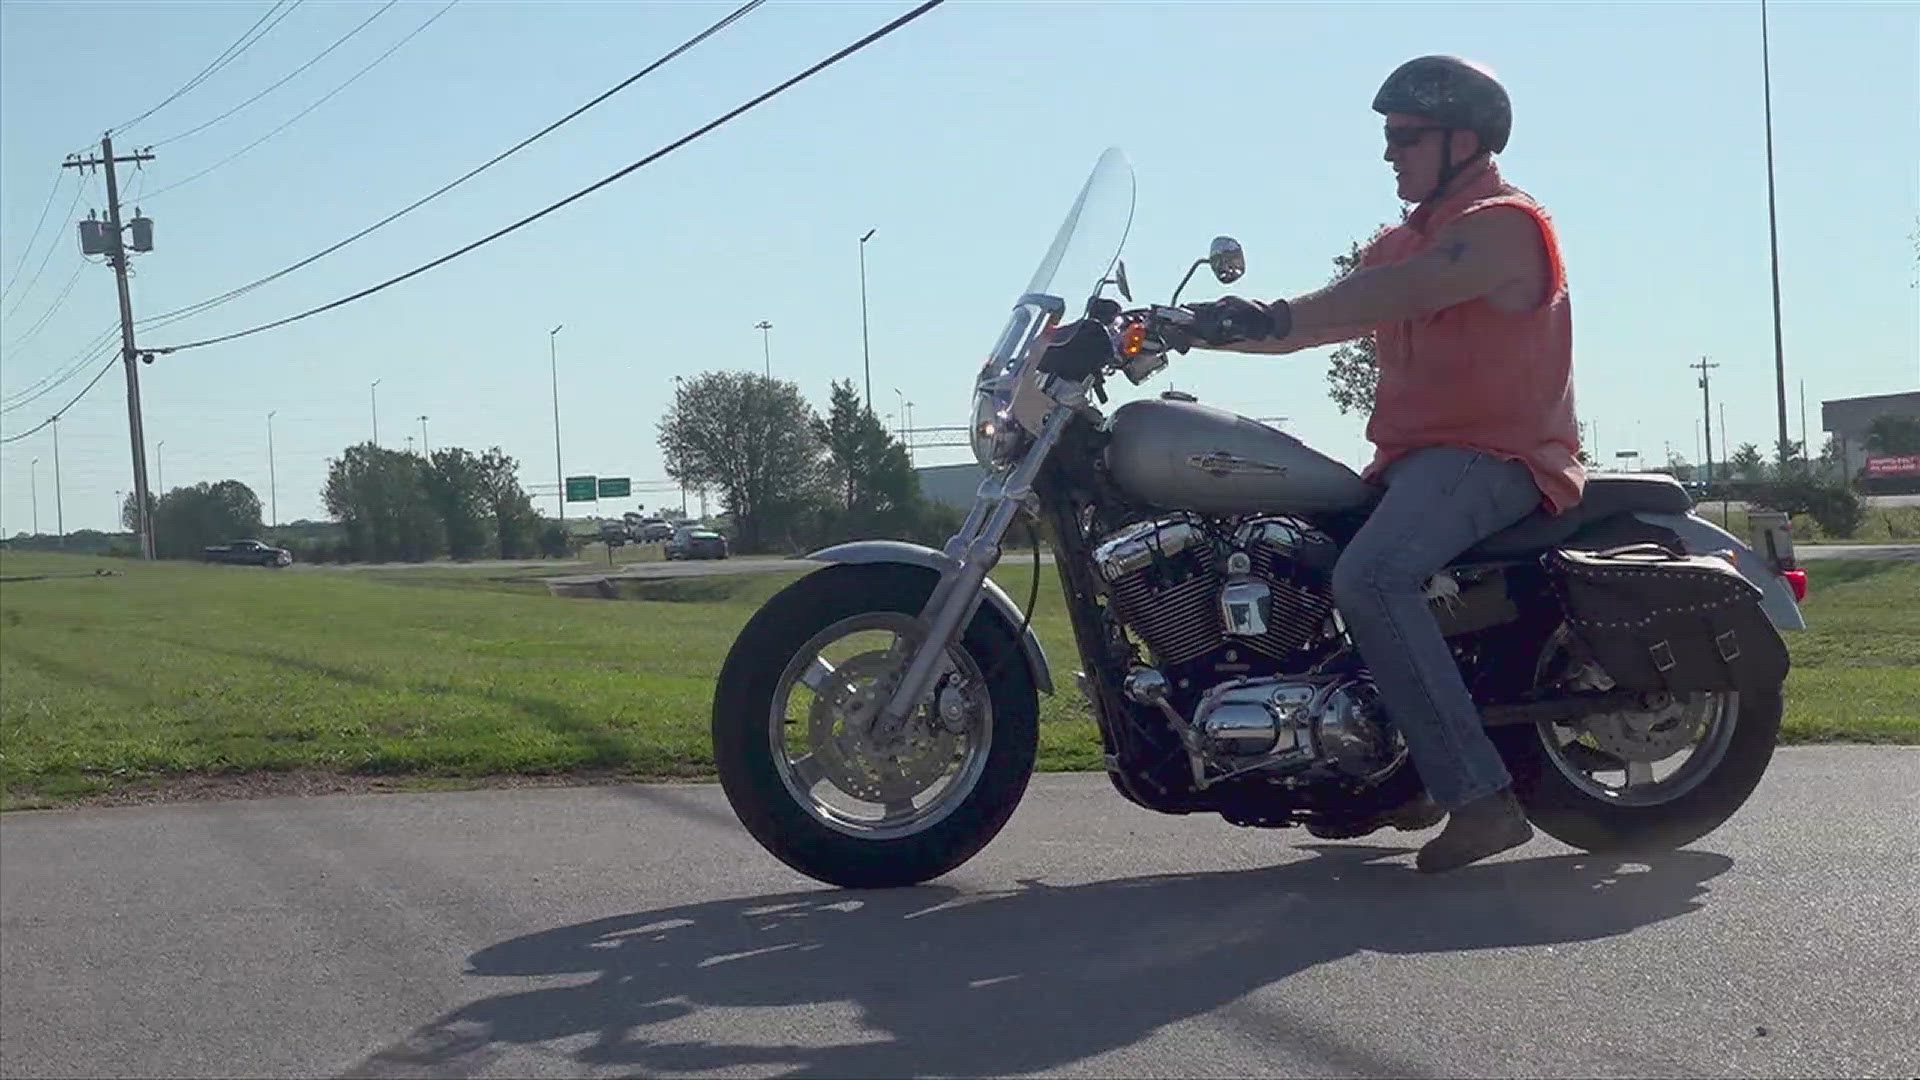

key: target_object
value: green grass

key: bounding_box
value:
[1,549,1912,807]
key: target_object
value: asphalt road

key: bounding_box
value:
[3,747,1914,1079]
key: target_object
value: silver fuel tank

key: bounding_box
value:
[1103,396,1374,516]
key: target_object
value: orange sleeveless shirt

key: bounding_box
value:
[1359,160,1585,514]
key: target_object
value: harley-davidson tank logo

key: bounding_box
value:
[1188,451,1288,478]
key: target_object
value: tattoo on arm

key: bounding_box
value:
[1441,238,1469,264]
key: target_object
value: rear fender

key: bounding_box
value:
[806,540,1055,694]
[1632,511,1806,631]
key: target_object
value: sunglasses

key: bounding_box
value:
[1384,124,1444,148]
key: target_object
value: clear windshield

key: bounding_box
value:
[978,149,1137,390]
[1023,147,1136,305]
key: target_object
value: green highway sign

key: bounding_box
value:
[597,477,631,499]
[565,475,598,502]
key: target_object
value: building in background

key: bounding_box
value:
[1821,390,1920,478]
[915,463,987,511]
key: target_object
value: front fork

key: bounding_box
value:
[865,408,1072,743]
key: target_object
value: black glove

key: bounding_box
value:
[1186,296,1292,346]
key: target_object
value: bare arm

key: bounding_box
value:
[1275,206,1542,341]
[1207,323,1371,354]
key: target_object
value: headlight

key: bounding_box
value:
[971,389,1022,469]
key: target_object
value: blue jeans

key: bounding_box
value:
[1330,447,1545,811]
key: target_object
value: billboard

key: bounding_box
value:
[1865,455,1920,477]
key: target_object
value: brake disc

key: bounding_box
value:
[1581,694,1709,762]
[805,651,960,803]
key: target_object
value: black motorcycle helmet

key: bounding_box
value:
[1372,55,1511,202]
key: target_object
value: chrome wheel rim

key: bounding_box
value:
[1534,628,1740,807]
[768,612,992,839]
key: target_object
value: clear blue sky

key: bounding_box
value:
[2,0,1915,535]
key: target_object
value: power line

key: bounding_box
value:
[139,0,459,203]
[107,1,304,138]
[2,325,120,413]
[0,171,70,301]
[0,181,86,323]
[0,356,118,444]
[154,0,949,355]
[150,1,399,147]
[0,262,87,353]
[136,0,765,331]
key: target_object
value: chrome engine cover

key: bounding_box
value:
[1091,516,1337,667]
[1192,674,1396,780]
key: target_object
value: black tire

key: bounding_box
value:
[712,562,1039,888]
[1494,685,1782,852]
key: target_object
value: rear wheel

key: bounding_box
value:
[1497,630,1781,852]
[712,563,1039,888]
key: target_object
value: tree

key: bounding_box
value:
[1771,438,1806,480]
[322,443,443,562]
[814,380,917,514]
[143,480,264,558]
[1865,413,1920,456]
[475,447,542,558]
[1729,442,1765,481]
[120,491,156,532]
[659,372,829,553]
[1324,235,1385,416]
[423,448,491,560]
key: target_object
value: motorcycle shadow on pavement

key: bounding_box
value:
[348,844,1733,1079]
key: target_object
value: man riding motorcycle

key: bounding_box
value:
[1186,55,1585,872]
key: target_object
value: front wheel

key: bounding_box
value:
[712,563,1038,888]
[1495,684,1781,853]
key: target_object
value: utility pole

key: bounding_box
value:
[370,379,381,446]
[859,228,876,408]
[267,411,277,528]
[754,320,773,379]
[549,324,564,524]
[65,135,157,559]
[1798,378,1808,461]
[418,415,430,456]
[1691,356,1720,484]
[51,416,64,538]
[156,440,165,492]
[1760,0,1791,461]
[30,458,39,536]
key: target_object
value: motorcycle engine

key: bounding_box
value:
[1092,516,1339,666]
[1192,674,1397,778]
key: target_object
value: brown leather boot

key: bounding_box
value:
[1415,787,1533,873]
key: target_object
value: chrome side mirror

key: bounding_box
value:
[1209,236,1245,284]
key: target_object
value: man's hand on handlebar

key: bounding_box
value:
[1184,295,1293,347]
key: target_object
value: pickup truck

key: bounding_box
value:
[202,539,293,567]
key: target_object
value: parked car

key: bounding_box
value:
[202,539,293,567]
[639,521,674,542]
[664,526,728,560]
[598,520,628,547]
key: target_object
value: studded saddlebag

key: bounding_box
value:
[1544,544,1790,693]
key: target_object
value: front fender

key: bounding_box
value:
[1633,511,1806,631]
[806,539,1055,694]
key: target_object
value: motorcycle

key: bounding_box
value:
[712,149,1807,889]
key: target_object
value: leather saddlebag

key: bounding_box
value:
[1544,545,1790,693]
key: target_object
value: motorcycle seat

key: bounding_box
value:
[1464,474,1694,558]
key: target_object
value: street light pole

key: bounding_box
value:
[672,374,689,517]
[419,415,430,456]
[754,320,773,379]
[549,324,565,525]
[51,416,63,538]
[859,228,876,408]
[267,411,278,528]
[30,458,39,536]
[1760,0,1791,458]
[893,387,905,441]
[370,380,381,447]
[156,440,165,493]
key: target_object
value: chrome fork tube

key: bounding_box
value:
[869,406,1069,740]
